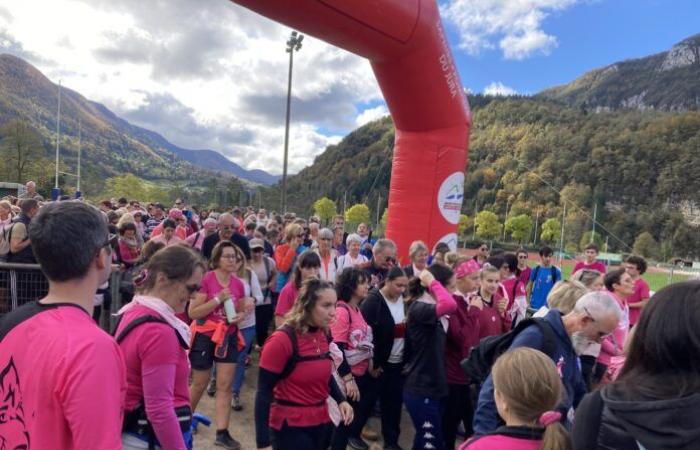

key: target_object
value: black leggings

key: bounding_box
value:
[442,383,474,449]
[270,422,332,450]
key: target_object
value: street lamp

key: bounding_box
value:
[280,30,303,213]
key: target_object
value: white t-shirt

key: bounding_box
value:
[382,291,406,364]
[238,271,262,329]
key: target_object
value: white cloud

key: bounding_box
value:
[483,82,517,96]
[0,0,381,174]
[442,0,579,60]
[355,105,389,127]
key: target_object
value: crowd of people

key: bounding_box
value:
[0,184,699,450]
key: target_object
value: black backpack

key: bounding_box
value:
[278,324,333,379]
[461,318,557,386]
[112,314,189,349]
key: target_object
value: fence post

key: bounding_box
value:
[109,270,122,332]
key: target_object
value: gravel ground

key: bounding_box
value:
[191,357,419,450]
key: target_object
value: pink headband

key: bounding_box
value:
[455,260,481,278]
[539,410,562,427]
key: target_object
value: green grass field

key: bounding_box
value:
[558,263,690,292]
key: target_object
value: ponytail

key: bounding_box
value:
[540,421,572,450]
[405,263,454,304]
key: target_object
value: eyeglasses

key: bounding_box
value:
[518,255,528,259]
[221,255,243,262]
[319,237,332,241]
[220,225,233,230]
[185,284,201,294]
[252,248,264,252]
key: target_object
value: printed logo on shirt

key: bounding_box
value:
[556,356,564,378]
[437,172,464,224]
[0,357,30,449]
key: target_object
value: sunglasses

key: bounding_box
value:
[186,283,201,294]
[252,248,264,252]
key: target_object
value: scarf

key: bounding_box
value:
[120,236,139,249]
[117,295,191,345]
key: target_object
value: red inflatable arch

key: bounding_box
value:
[231,0,471,262]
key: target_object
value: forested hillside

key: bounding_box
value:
[269,96,700,259]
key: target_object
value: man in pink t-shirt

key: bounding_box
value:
[0,202,126,450]
[624,255,651,326]
[573,243,607,275]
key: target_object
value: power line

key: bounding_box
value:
[512,156,632,251]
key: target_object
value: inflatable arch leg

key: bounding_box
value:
[230,0,471,262]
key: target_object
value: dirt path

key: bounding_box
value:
[192,358,418,450]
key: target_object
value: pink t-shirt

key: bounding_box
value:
[274,282,299,318]
[459,433,542,450]
[628,278,650,326]
[116,306,190,450]
[198,271,246,332]
[573,260,606,275]
[0,303,126,450]
[330,301,370,376]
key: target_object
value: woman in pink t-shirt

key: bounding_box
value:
[273,250,321,327]
[329,267,372,450]
[150,219,184,247]
[598,269,633,384]
[116,245,205,450]
[188,241,249,449]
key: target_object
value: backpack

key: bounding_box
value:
[278,324,333,379]
[0,222,14,261]
[532,265,559,284]
[112,314,189,349]
[461,317,557,386]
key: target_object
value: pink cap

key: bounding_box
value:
[168,209,184,220]
[455,259,481,278]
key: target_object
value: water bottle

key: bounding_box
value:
[223,297,237,323]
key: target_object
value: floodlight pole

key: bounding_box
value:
[281,31,304,213]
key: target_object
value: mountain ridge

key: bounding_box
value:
[0,53,279,186]
[537,33,700,111]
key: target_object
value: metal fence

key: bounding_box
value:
[0,262,122,332]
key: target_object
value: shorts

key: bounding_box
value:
[188,331,239,370]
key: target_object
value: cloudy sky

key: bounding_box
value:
[0,0,697,174]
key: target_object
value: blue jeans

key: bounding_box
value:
[232,326,256,394]
[403,392,445,450]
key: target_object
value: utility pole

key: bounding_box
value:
[280,31,304,213]
[559,202,567,266]
[590,203,597,243]
[76,119,82,199]
[502,196,511,241]
[52,81,62,201]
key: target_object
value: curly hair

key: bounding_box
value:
[284,278,336,333]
